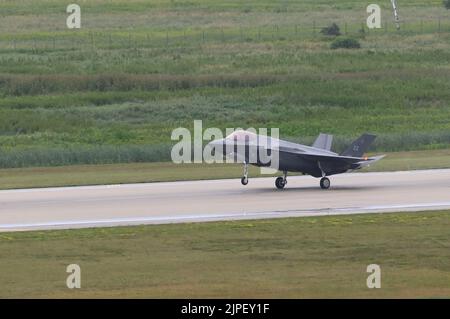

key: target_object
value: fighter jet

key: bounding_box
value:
[208,130,384,189]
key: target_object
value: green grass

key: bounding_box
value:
[1,210,449,298]
[0,148,449,190]
[0,0,449,167]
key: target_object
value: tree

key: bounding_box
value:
[330,37,361,49]
[444,0,450,9]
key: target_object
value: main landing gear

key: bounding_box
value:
[318,161,331,190]
[275,171,287,189]
[241,162,249,185]
[239,164,330,190]
[320,177,331,190]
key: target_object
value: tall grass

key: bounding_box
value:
[295,132,450,153]
[0,74,282,96]
[1,131,449,168]
[0,144,172,168]
[0,0,449,168]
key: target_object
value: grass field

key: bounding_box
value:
[0,148,449,190]
[0,0,449,168]
[1,1,449,300]
[1,210,449,298]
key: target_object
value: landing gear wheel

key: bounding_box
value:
[320,177,330,190]
[275,176,286,189]
[241,162,249,186]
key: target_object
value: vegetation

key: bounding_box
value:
[331,37,361,49]
[0,1,449,168]
[1,210,449,298]
[444,0,450,9]
[321,23,342,36]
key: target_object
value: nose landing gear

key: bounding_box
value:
[275,171,287,189]
[241,162,249,186]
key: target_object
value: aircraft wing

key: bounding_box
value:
[278,146,362,164]
[278,146,385,172]
[296,153,364,165]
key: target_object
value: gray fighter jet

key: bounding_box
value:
[208,130,384,189]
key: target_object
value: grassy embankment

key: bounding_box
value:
[1,210,449,298]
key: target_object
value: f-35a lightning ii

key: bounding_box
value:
[208,130,384,189]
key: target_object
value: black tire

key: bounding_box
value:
[275,177,286,189]
[320,177,330,190]
[241,176,248,185]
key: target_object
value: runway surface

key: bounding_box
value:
[1,169,450,232]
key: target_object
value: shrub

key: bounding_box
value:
[330,37,361,49]
[444,0,450,9]
[320,23,341,36]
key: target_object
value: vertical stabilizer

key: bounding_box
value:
[340,134,376,157]
[312,133,333,151]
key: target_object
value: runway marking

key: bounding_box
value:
[1,201,450,232]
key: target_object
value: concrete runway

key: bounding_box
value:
[1,169,450,232]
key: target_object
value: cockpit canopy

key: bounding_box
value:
[225,130,258,143]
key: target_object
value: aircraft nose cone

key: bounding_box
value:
[205,139,226,159]
[208,138,224,147]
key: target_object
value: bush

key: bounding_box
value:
[330,37,361,49]
[320,23,341,36]
[444,0,450,9]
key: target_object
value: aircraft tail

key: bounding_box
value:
[312,133,333,151]
[340,134,376,157]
